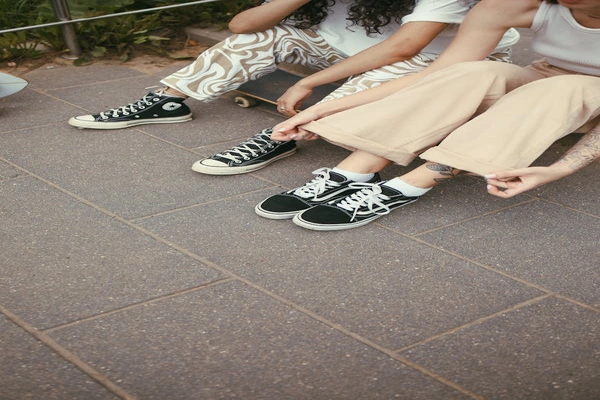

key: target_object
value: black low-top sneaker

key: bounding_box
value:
[255,168,381,220]
[293,182,419,230]
[192,129,296,175]
[68,90,192,129]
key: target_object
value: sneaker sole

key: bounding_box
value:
[68,114,192,130]
[292,198,418,231]
[192,148,296,175]
[292,213,380,231]
[254,202,307,220]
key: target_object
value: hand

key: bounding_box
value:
[485,165,572,198]
[271,108,321,141]
[276,83,313,117]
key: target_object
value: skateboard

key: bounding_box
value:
[0,72,28,98]
[234,69,338,109]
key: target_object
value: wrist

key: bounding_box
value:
[549,161,575,178]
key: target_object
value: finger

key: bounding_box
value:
[485,179,510,190]
[487,184,512,198]
[485,168,532,180]
[289,127,313,140]
[271,125,297,141]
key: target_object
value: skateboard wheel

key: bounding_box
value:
[234,96,258,108]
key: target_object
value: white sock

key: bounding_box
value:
[383,178,432,197]
[332,167,375,182]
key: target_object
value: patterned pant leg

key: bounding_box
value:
[319,54,437,103]
[160,24,346,102]
[319,51,512,103]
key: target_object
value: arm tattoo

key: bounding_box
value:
[426,163,460,184]
[555,120,600,171]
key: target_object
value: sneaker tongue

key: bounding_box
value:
[328,171,347,183]
[380,184,410,198]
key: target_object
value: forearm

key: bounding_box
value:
[297,22,448,89]
[306,72,426,118]
[229,0,310,33]
[297,48,408,90]
[552,119,600,175]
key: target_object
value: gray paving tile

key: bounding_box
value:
[48,75,169,116]
[22,62,144,90]
[0,177,224,329]
[0,160,26,181]
[0,125,271,219]
[48,281,469,400]
[0,315,118,400]
[401,297,600,400]
[0,89,83,132]
[137,190,544,349]
[417,201,600,308]
[534,161,600,217]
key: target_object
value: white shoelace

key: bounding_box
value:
[293,168,340,199]
[214,131,275,163]
[337,183,391,220]
[100,87,167,119]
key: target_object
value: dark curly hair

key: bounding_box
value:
[288,0,417,35]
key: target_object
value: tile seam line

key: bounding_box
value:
[0,304,136,400]
[538,196,600,219]
[41,278,236,334]
[394,293,553,353]
[375,225,600,312]
[27,74,147,92]
[408,198,538,237]
[129,187,276,222]
[0,158,482,399]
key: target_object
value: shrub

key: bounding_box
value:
[0,0,257,62]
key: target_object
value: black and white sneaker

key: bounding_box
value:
[293,181,419,230]
[68,89,192,129]
[255,168,381,220]
[192,129,296,175]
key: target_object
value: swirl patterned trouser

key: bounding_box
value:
[160,24,511,105]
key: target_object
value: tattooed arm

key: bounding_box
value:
[485,119,600,198]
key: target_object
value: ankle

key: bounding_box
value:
[164,87,187,98]
[383,178,432,197]
[332,167,375,183]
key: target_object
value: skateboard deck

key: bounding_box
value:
[0,72,28,98]
[234,69,338,109]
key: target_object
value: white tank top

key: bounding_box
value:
[531,2,600,76]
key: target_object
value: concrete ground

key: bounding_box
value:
[1,29,598,399]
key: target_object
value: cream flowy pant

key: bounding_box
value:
[301,60,600,175]
[160,24,510,105]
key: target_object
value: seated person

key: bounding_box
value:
[253,0,600,230]
[68,0,519,176]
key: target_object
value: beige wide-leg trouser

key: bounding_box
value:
[302,60,600,175]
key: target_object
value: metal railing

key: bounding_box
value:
[0,0,221,57]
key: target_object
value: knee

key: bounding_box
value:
[526,75,600,92]
[223,29,278,51]
[444,60,521,77]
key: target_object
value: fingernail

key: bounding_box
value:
[289,135,297,140]
[486,185,492,190]
[484,174,496,179]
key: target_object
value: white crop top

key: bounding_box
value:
[531,2,600,76]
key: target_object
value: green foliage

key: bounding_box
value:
[0,0,257,63]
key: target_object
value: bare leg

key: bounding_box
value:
[335,150,391,174]
[398,162,461,188]
[164,87,188,98]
